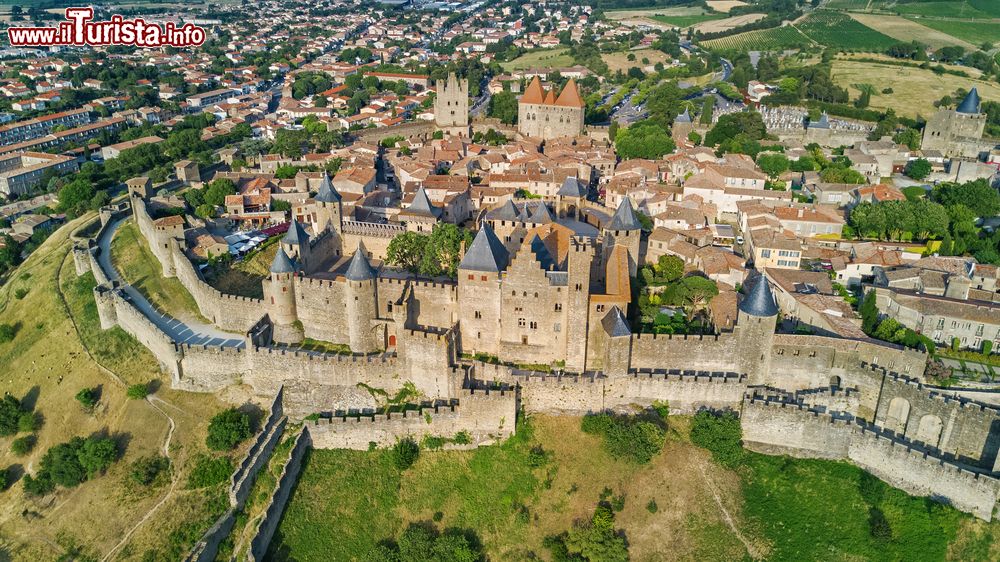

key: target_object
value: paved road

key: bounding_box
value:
[96,217,245,348]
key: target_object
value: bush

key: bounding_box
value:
[24,435,119,495]
[690,410,745,468]
[75,387,99,410]
[17,411,41,433]
[0,394,26,436]
[126,383,149,400]
[390,437,419,470]
[186,454,233,488]
[0,323,17,343]
[130,455,170,486]
[580,413,665,464]
[646,499,658,513]
[206,408,252,451]
[10,434,35,456]
[14,288,28,299]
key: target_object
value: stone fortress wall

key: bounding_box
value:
[76,199,1000,521]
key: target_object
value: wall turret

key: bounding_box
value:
[344,245,381,353]
[736,273,778,385]
[313,172,343,236]
[602,198,642,277]
[266,247,298,327]
[281,220,311,272]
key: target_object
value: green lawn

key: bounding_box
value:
[500,48,574,71]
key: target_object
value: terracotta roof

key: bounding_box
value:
[520,76,545,104]
[554,78,584,108]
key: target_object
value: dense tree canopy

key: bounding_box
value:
[614,120,675,160]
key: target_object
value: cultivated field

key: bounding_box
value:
[703,11,898,52]
[650,13,728,29]
[693,13,767,34]
[848,13,975,50]
[893,1,995,18]
[831,59,1000,117]
[500,48,575,72]
[604,6,714,30]
[705,0,748,13]
[602,49,674,73]
[905,18,1000,46]
[270,415,1000,561]
[702,25,812,51]
[0,215,235,560]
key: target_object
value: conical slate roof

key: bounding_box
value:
[739,274,778,317]
[405,187,442,218]
[608,198,642,231]
[956,88,980,114]
[528,202,554,224]
[459,224,509,272]
[283,219,309,245]
[675,108,692,123]
[601,306,631,338]
[557,176,586,197]
[485,199,522,221]
[270,247,296,274]
[528,234,555,270]
[344,246,376,281]
[315,172,342,203]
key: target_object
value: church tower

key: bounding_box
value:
[736,273,778,385]
[434,72,469,137]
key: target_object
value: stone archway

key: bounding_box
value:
[885,397,910,434]
[916,415,943,447]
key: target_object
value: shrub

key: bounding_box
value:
[13,288,28,299]
[186,454,233,488]
[24,435,119,495]
[0,323,16,343]
[130,455,170,486]
[581,413,665,464]
[126,383,149,400]
[646,499,658,513]
[206,408,252,451]
[10,434,35,456]
[23,473,54,496]
[453,430,471,445]
[75,387,99,410]
[0,394,27,436]
[17,411,41,433]
[690,410,745,468]
[391,437,419,470]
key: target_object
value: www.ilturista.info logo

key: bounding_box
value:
[7,8,206,48]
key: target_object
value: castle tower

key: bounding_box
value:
[457,224,509,356]
[672,108,694,145]
[517,77,585,141]
[313,171,343,235]
[564,236,594,372]
[556,176,586,221]
[736,273,778,385]
[601,306,632,376]
[281,220,311,272]
[434,72,469,137]
[343,245,381,353]
[602,198,642,277]
[921,88,987,158]
[266,247,298,327]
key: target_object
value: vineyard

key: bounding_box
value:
[894,1,996,18]
[702,25,812,51]
[796,11,898,50]
[703,11,899,52]
[907,18,1000,45]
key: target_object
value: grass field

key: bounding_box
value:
[110,221,205,322]
[904,18,1000,46]
[0,215,233,560]
[847,13,975,50]
[650,13,728,28]
[602,49,674,73]
[893,1,995,18]
[500,48,575,72]
[831,59,1000,117]
[269,415,1000,561]
[204,241,276,299]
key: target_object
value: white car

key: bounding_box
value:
[735,235,744,246]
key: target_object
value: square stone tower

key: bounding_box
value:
[434,72,469,137]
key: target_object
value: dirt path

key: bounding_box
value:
[101,396,181,561]
[698,463,763,560]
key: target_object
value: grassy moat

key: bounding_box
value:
[269,415,1000,562]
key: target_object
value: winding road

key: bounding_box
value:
[96,216,245,348]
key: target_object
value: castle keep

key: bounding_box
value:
[518,76,586,140]
[921,88,991,159]
[75,182,1000,521]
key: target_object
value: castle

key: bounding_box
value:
[72,176,1000,522]
[518,76,585,140]
[921,88,991,159]
[433,72,469,137]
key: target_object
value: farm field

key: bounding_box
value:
[650,13,728,28]
[831,59,1000,117]
[693,13,767,34]
[904,17,1000,46]
[702,25,811,51]
[795,11,898,51]
[847,13,975,50]
[0,214,234,560]
[705,0,748,12]
[602,48,673,74]
[269,415,1000,561]
[893,1,995,19]
[500,48,574,72]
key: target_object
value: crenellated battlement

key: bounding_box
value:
[341,220,407,238]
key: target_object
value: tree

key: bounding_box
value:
[203,178,236,207]
[705,112,766,147]
[893,128,921,150]
[77,436,118,478]
[126,383,149,400]
[690,410,744,468]
[487,91,518,124]
[130,455,170,486]
[10,435,35,456]
[386,232,430,274]
[564,505,629,562]
[75,387,99,411]
[904,158,931,180]
[614,120,675,160]
[860,290,879,334]
[756,153,790,179]
[0,394,36,437]
[933,179,1000,218]
[206,408,252,451]
[687,130,701,145]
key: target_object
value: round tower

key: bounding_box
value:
[343,247,380,353]
[267,247,298,326]
[314,172,343,236]
[736,273,779,385]
[602,198,643,277]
